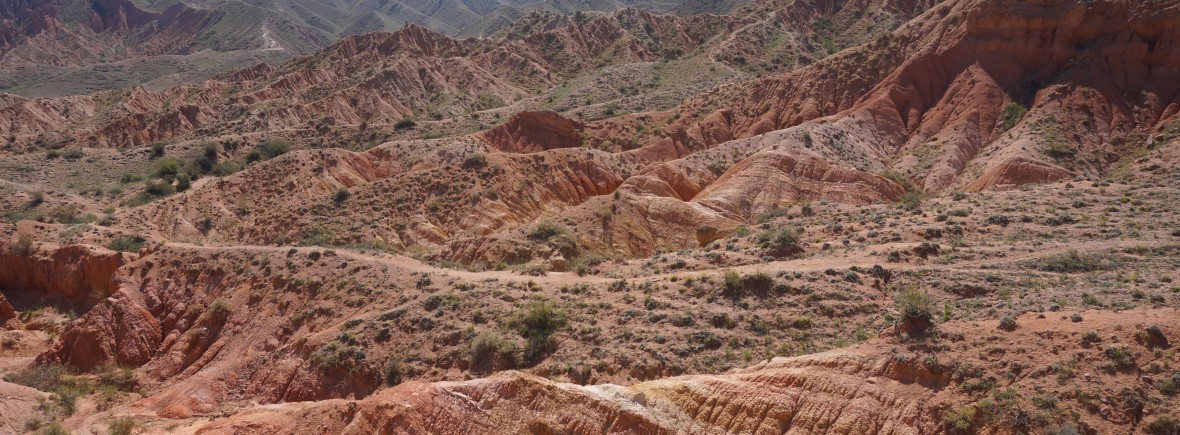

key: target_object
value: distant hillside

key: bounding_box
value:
[0,0,327,96]
[134,0,748,38]
[0,0,746,97]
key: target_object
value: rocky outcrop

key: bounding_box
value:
[0,242,130,303]
[26,246,406,415]
[0,238,140,366]
[191,353,943,434]
[175,308,1180,434]
[963,155,1074,191]
[478,111,585,153]
[0,291,15,327]
[694,151,906,219]
[36,293,161,371]
[665,0,1180,193]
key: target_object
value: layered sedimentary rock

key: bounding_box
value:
[478,111,585,153]
[0,242,130,302]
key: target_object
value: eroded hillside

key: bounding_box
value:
[2,0,1180,434]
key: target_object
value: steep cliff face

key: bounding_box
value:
[0,241,130,303]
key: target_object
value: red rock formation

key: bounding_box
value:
[0,291,15,328]
[663,0,1180,193]
[0,242,130,302]
[694,152,906,220]
[478,111,585,153]
[0,9,728,149]
[182,309,1180,434]
[186,356,938,434]
[0,0,220,64]
[37,293,161,371]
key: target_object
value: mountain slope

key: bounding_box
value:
[0,0,328,96]
[2,0,1180,433]
[0,0,749,96]
[71,0,1174,265]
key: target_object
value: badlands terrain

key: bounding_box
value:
[2,0,1180,433]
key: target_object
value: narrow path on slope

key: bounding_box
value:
[161,238,1176,285]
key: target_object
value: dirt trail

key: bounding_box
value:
[163,238,1176,285]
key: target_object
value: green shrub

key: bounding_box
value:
[463,154,487,169]
[206,299,231,322]
[1105,346,1135,369]
[470,332,519,374]
[722,271,776,299]
[527,222,567,241]
[202,142,219,159]
[48,205,80,224]
[108,416,136,435]
[1147,415,1180,435]
[1045,213,1076,226]
[39,422,69,435]
[999,102,1027,130]
[333,187,350,204]
[394,118,417,130]
[986,215,1011,226]
[310,340,365,372]
[514,301,566,365]
[998,315,1017,331]
[3,364,72,391]
[690,330,722,349]
[212,160,245,176]
[722,271,742,294]
[383,358,404,386]
[943,405,977,435]
[107,235,145,253]
[193,154,214,173]
[1158,374,1179,396]
[1037,250,1118,273]
[62,147,84,160]
[757,227,803,257]
[900,192,922,211]
[895,286,934,332]
[603,102,619,116]
[119,173,142,184]
[128,180,176,206]
[247,139,290,162]
[175,173,192,191]
[4,364,93,416]
[8,234,36,255]
[153,157,183,179]
[880,170,917,193]
[947,208,971,217]
[707,159,729,176]
[150,142,166,157]
[27,191,45,208]
[96,365,138,393]
[1047,140,1074,158]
